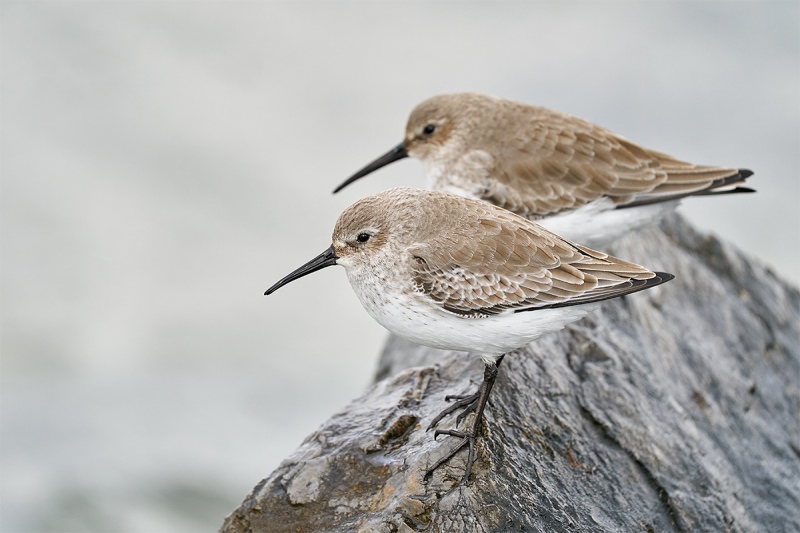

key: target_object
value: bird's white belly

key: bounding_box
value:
[348,274,596,361]
[537,198,679,247]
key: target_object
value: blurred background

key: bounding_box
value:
[2,2,798,531]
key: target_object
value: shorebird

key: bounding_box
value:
[333,92,753,245]
[265,187,673,484]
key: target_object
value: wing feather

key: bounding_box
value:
[480,106,751,217]
[409,198,666,318]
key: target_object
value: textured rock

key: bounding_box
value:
[221,214,800,533]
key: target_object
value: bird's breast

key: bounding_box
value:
[424,150,494,200]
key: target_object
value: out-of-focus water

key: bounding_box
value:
[2,2,798,531]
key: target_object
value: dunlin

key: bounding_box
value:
[266,187,673,484]
[333,93,753,245]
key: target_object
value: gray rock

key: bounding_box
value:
[221,214,800,533]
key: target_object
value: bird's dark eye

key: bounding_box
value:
[423,124,436,135]
[356,233,371,243]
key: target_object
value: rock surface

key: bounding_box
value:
[220,214,800,533]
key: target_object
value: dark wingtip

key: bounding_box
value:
[653,271,675,285]
[738,168,754,179]
[627,271,675,293]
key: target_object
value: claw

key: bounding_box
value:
[444,393,478,402]
[427,391,481,430]
[434,429,466,439]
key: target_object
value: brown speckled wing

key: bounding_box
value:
[409,198,660,318]
[482,108,748,217]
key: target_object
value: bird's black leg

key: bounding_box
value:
[424,355,505,485]
[427,355,505,430]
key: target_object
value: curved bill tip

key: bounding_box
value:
[265,245,338,295]
[332,141,408,194]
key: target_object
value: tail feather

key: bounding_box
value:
[693,169,754,195]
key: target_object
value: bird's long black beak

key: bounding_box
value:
[265,245,338,295]
[333,141,408,193]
